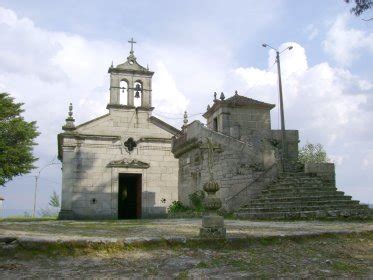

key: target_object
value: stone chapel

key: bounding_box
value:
[58,41,179,219]
[58,41,370,220]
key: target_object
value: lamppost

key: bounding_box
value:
[32,160,60,217]
[262,43,293,172]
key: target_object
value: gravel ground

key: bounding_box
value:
[0,219,372,279]
[0,232,372,279]
[0,219,372,240]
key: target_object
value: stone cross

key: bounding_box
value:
[128,38,136,54]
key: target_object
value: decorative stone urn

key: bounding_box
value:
[200,180,226,238]
[199,138,226,239]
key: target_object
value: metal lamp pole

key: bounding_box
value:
[262,43,293,172]
[32,161,60,217]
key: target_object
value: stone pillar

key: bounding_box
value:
[109,74,120,105]
[200,180,226,239]
[141,78,151,108]
[58,146,75,219]
[128,83,135,107]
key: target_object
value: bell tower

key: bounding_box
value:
[107,38,154,110]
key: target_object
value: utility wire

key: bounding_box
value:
[153,112,204,120]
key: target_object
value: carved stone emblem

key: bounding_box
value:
[107,158,150,169]
[124,137,137,152]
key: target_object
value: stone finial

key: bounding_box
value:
[68,103,73,117]
[207,104,211,111]
[220,92,225,101]
[213,92,217,101]
[183,111,188,126]
[111,61,114,68]
[235,90,238,95]
[62,103,76,131]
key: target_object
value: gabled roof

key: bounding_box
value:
[224,93,275,108]
[149,116,181,135]
[108,53,154,75]
[203,92,275,118]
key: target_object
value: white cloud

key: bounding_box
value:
[235,43,371,145]
[323,14,373,66]
[362,151,373,169]
[329,154,347,165]
[152,61,189,125]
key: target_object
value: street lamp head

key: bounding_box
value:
[288,46,293,50]
[262,43,267,48]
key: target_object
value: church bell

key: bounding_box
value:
[135,84,141,98]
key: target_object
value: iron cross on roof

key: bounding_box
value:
[128,37,136,54]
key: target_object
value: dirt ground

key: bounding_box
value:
[0,219,372,279]
[0,232,372,279]
[1,218,372,240]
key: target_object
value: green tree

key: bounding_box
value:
[48,190,60,208]
[0,93,39,186]
[345,0,373,20]
[298,143,330,164]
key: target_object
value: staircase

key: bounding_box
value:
[235,172,371,220]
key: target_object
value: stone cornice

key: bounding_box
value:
[172,137,201,158]
[137,137,172,144]
[106,104,155,111]
[108,67,154,76]
[57,132,121,161]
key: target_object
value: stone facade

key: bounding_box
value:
[172,92,300,212]
[58,47,179,219]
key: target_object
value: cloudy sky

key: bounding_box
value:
[0,0,372,215]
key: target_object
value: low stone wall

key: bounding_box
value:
[304,163,336,187]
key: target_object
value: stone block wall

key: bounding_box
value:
[270,130,299,164]
[173,121,278,212]
[206,107,271,138]
[59,109,178,219]
[304,162,336,187]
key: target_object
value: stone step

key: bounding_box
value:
[249,195,353,203]
[278,173,315,179]
[246,200,361,208]
[235,208,372,220]
[277,179,323,185]
[265,184,329,190]
[238,204,367,213]
[261,188,339,195]
[233,170,369,220]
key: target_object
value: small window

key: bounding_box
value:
[213,117,218,132]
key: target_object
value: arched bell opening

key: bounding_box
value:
[134,81,143,108]
[119,79,128,105]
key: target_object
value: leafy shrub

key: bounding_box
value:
[299,142,330,164]
[167,201,190,213]
[188,190,205,211]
